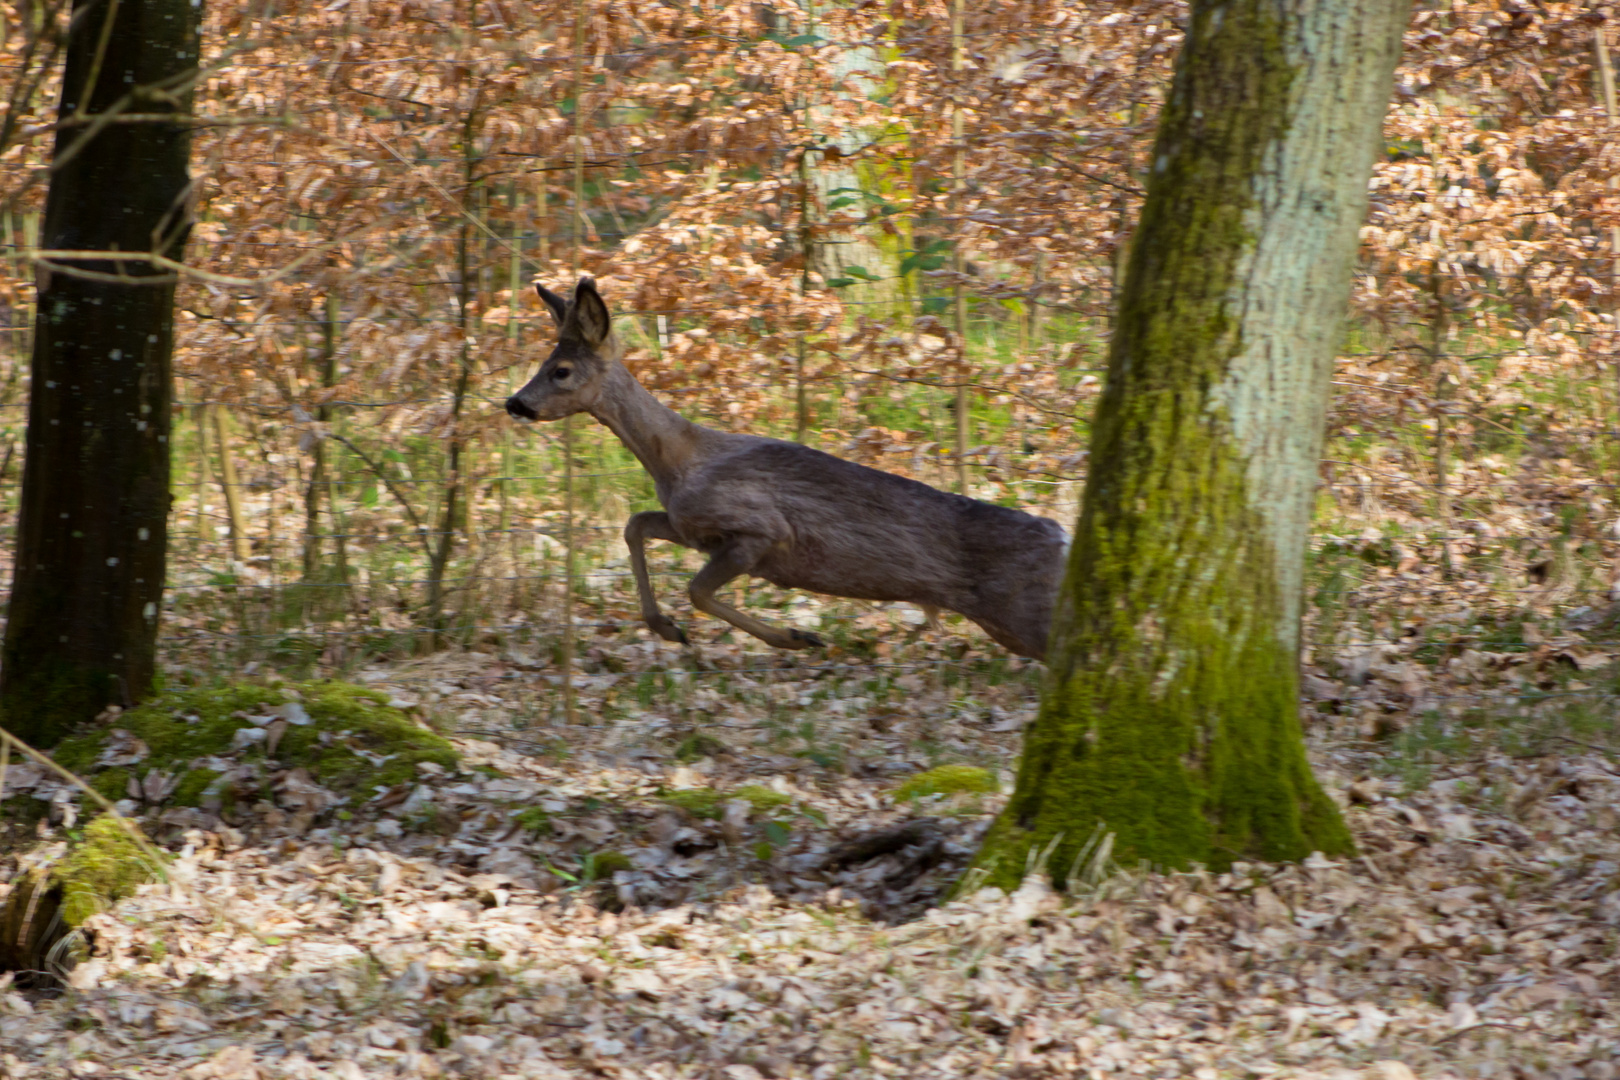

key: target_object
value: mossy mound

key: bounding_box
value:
[48,680,457,815]
[731,785,793,813]
[57,815,165,926]
[661,787,726,820]
[661,784,793,821]
[590,850,633,877]
[894,765,998,802]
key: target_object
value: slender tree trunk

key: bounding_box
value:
[973,0,1408,885]
[0,0,200,747]
[193,403,213,543]
[214,405,251,564]
[426,115,478,637]
[302,292,340,583]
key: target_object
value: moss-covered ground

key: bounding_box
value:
[30,680,456,818]
[893,764,998,801]
[56,815,166,927]
[661,783,794,820]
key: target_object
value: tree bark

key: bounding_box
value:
[302,293,340,584]
[0,0,200,747]
[973,0,1408,885]
[808,44,901,310]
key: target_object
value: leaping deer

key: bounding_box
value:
[505,279,1068,660]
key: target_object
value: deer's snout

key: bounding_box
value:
[505,396,538,421]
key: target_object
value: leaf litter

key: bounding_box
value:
[1,630,1618,1080]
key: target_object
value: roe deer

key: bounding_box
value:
[504,279,1068,659]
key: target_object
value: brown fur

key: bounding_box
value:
[505,279,1068,659]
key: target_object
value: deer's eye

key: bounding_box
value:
[552,366,571,381]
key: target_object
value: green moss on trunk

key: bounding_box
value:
[970,0,1397,887]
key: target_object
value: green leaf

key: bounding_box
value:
[841,265,880,282]
[899,238,954,276]
[827,187,899,213]
[826,277,856,289]
[763,820,792,846]
[782,33,823,47]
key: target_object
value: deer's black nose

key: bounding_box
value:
[505,396,538,421]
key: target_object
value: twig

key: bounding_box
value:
[1432,1021,1532,1045]
[74,0,125,123]
[0,0,71,161]
[325,433,435,562]
[1044,156,1146,196]
[30,215,397,288]
[370,129,541,272]
[1549,733,1618,756]
[0,729,169,882]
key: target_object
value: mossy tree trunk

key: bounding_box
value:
[0,0,200,747]
[973,0,1408,886]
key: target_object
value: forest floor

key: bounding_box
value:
[2,580,1620,1080]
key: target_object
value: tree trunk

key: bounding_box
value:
[808,45,901,311]
[0,0,199,747]
[973,0,1407,886]
[302,292,340,583]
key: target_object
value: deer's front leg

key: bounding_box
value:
[688,535,824,650]
[625,511,689,644]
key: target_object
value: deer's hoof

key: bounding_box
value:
[787,628,826,649]
[648,617,688,645]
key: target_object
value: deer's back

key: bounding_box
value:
[667,439,1066,611]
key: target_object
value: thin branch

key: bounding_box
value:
[1043,156,1146,197]
[1550,733,1619,757]
[24,112,309,137]
[74,0,125,122]
[0,728,170,884]
[370,129,542,272]
[0,0,72,161]
[30,213,399,288]
[324,433,435,563]
[34,258,179,286]
[1432,1021,1534,1045]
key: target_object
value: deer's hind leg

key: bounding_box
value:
[625,511,689,644]
[688,535,824,650]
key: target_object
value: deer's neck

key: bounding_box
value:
[588,364,715,489]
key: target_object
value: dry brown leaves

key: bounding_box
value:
[0,640,1617,1079]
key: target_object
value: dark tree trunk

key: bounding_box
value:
[972,0,1409,885]
[0,0,200,747]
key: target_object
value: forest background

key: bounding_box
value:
[0,3,1619,1078]
[3,0,1615,693]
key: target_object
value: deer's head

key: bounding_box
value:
[505,278,621,422]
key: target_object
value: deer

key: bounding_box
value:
[504,279,1069,660]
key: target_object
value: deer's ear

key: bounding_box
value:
[572,278,612,349]
[535,283,568,327]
